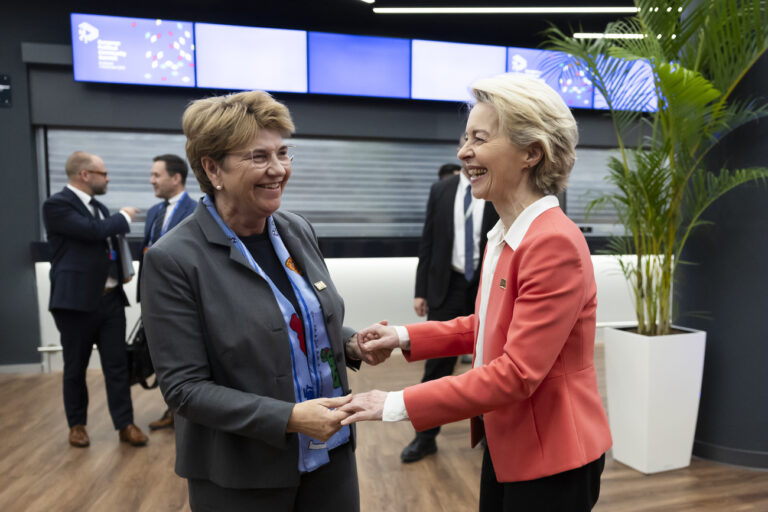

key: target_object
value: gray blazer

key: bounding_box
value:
[141,201,358,489]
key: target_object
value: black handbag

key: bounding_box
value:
[126,318,159,389]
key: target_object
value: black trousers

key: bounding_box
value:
[479,446,605,512]
[52,290,133,429]
[418,271,477,440]
[188,442,359,512]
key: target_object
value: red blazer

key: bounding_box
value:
[403,207,611,482]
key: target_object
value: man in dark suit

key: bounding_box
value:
[138,154,196,430]
[401,162,498,463]
[42,150,148,448]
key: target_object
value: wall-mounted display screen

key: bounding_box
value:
[411,39,507,102]
[70,12,654,113]
[195,23,307,92]
[71,13,196,87]
[507,46,594,109]
[308,32,410,99]
[593,58,657,112]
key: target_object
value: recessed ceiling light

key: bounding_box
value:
[359,0,375,4]
[373,6,639,15]
[574,32,646,39]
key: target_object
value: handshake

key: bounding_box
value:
[286,321,400,442]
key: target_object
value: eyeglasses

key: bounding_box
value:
[230,145,295,169]
[85,169,108,176]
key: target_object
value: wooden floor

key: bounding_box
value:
[1,346,767,512]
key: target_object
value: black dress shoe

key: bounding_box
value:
[400,436,437,463]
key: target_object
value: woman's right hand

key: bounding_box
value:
[285,395,353,442]
[357,322,401,353]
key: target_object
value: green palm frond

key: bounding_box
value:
[677,167,768,261]
[694,0,768,95]
[544,0,768,335]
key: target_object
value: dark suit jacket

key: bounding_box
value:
[136,191,196,302]
[415,175,498,310]
[141,202,358,489]
[42,187,130,312]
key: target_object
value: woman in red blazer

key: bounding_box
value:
[342,73,612,511]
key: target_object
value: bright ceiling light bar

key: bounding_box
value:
[373,6,639,14]
[359,0,375,4]
[574,32,646,39]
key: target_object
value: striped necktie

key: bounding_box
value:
[464,184,475,281]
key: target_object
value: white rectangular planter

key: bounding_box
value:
[604,326,706,474]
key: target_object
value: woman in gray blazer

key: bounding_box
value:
[141,90,385,511]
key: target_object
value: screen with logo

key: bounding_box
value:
[507,47,594,109]
[593,58,657,112]
[71,13,196,87]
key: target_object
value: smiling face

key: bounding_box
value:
[149,160,181,200]
[458,102,540,208]
[203,129,291,234]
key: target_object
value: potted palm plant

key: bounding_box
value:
[545,0,768,474]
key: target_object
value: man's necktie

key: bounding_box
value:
[464,184,475,281]
[151,200,170,243]
[91,198,119,280]
[89,197,99,218]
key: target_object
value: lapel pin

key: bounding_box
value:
[314,281,327,291]
[499,278,507,289]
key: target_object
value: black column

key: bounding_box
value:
[675,53,768,468]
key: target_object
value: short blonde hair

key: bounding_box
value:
[182,90,295,196]
[65,151,94,179]
[471,73,578,195]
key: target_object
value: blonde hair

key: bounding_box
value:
[65,151,94,179]
[182,90,295,195]
[471,73,578,195]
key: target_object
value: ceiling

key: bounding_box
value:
[48,0,637,50]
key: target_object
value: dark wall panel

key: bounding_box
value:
[677,53,768,468]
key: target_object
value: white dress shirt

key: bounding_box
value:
[160,190,187,230]
[451,172,486,274]
[383,195,561,422]
[66,184,131,289]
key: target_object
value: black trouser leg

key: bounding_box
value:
[96,291,132,429]
[479,445,605,512]
[53,309,96,427]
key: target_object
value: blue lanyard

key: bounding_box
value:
[200,195,321,398]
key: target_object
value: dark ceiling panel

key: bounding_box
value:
[41,0,636,50]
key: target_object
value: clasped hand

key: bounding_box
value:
[339,321,402,425]
[286,322,401,439]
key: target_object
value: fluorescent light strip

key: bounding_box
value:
[373,7,639,14]
[574,32,646,39]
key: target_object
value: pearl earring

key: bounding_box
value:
[216,185,222,190]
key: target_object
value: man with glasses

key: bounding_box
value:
[42,150,148,448]
[138,154,196,431]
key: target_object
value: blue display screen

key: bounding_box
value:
[195,23,307,93]
[308,32,410,98]
[71,13,196,87]
[507,47,594,109]
[70,12,654,112]
[593,58,657,112]
[411,39,507,102]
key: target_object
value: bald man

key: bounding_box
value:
[43,151,148,448]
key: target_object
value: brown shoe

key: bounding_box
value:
[69,425,90,447]
[148,408,174,431]
[119,424,148,446]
